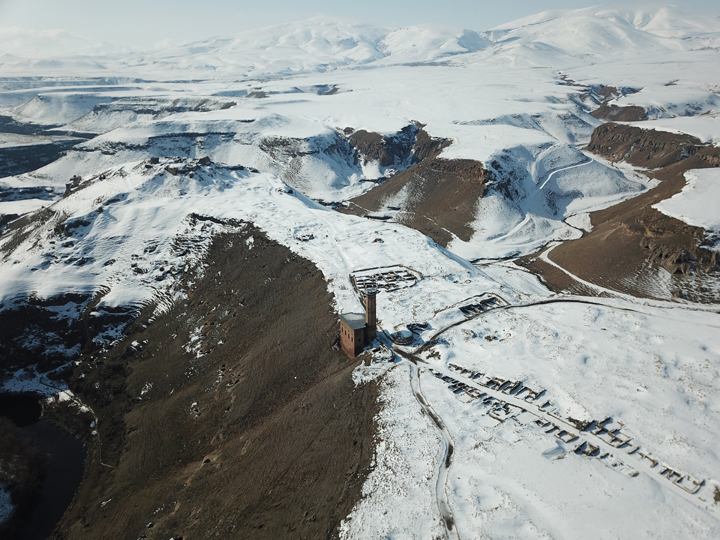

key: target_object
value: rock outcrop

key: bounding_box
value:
[590,103,647,122]
[585,123,702,168]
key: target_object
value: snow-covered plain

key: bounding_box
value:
[628,113,720,144]
[6,4,717,257]
[654,168,720,240]
[2,3,720,538]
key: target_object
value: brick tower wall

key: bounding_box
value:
[365,290,377,343]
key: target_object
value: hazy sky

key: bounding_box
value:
[0,0,717,50]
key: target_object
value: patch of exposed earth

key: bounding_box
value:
[341,155,490,247]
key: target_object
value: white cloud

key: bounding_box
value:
[0,27,123,57]
[154,38,175,50]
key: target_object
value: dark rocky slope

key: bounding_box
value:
[341,156,490,247]
[344,123,447,171]
[0,219,378,540]
[53,222,377,540]
[583,84,647,121]
[585,123,708,168]
[590,103,647,122]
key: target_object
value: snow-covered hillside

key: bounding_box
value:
[2,5,718,255]
[2,3,720,539]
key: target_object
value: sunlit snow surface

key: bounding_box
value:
[654,168,720,242]
[1,4,720,538]
[339,364,445,539]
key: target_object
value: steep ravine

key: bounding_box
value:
[521,123,720,302]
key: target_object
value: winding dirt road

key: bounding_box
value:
[377,331,460,539]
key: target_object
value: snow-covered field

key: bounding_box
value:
[2,3,720,537]
[336,294,720,539]
[654,168,720,240]
[339,363,446,540]
[628,113,720,144]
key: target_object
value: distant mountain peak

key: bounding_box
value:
[1,5,718,77]
[485,3,718,59]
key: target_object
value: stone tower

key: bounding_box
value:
[364,288,377,343]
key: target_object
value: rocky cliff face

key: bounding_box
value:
[335,124,494,248]
[245,123,447,200]
[587,124,720,274]
[585,123,702,168]
[589,104,647,122]
[344,123,448,170]
[584,85,647,121]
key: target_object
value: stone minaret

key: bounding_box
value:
[365,288,377,343]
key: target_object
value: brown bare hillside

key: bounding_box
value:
[590,103,647,122]
[344,123,448,171]
[53,222,378,540]
[585,85,646,121]
[341,157,490,247]
[585,123,704,168]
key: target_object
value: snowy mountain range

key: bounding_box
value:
[1,5,718,76]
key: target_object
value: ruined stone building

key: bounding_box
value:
[339,289,377,358]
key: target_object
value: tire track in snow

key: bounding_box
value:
[538,156,594,190]
[378,331,460,540]
[409,361,460,540]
